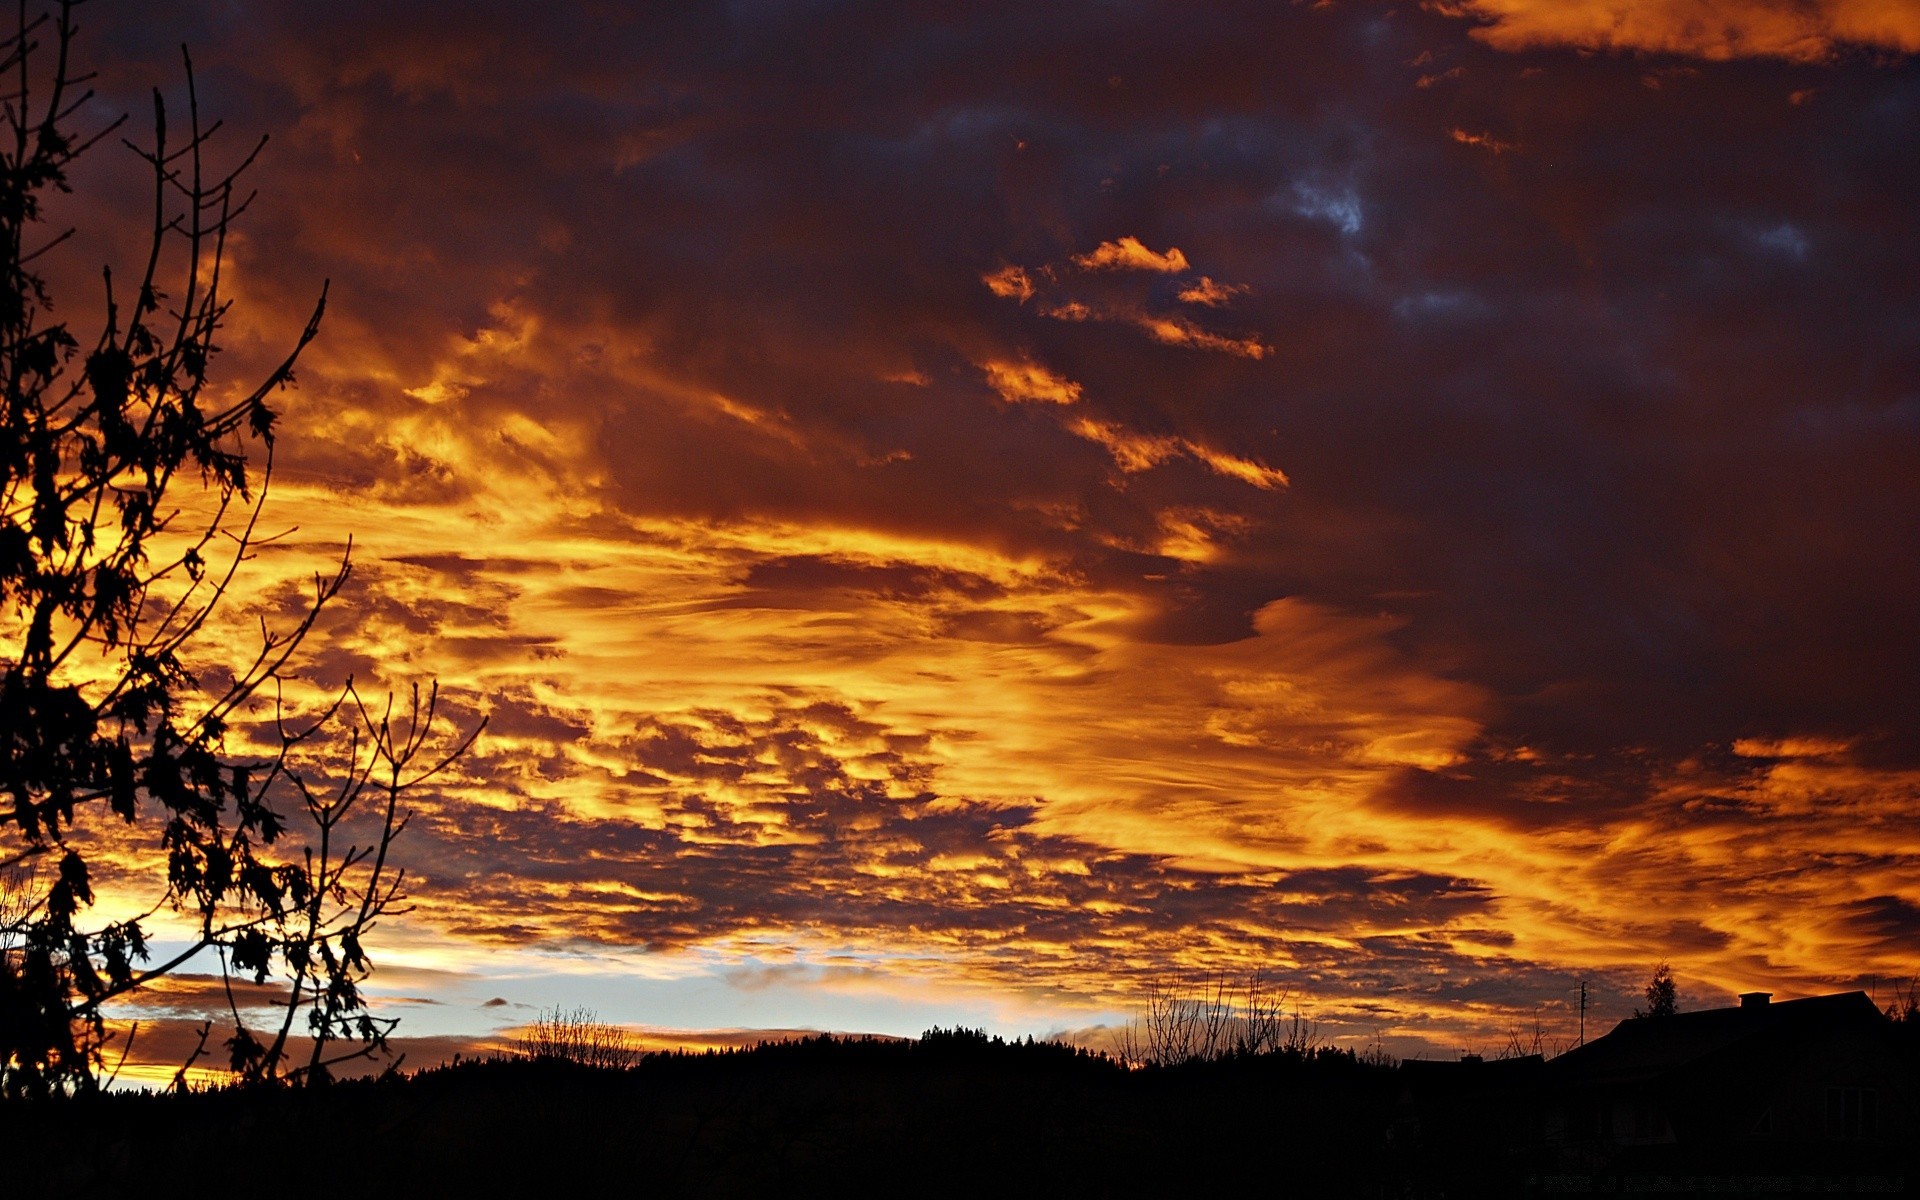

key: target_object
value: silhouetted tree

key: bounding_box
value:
[0,2,477,1095]
[1635,961,1678,1019]
[1497,1011,1566,1060]
[518,1006,640,1070]
[1882,976,1918,1023]
[1113,973,1319,1067]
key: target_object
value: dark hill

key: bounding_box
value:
[8,1027,1915,1197]
[0,1035,1395,1198]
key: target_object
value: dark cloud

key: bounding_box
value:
[66,3,1915,761]
[1840,895,1920,946]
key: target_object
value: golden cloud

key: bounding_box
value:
[987,243,1271,360]
[982,265,1036,302]
[1139,317,1271,359]
[1730,736,1854,759]
[980,358,1084,405]
[1439,0,1920,61]
[1175,277,1248,307]
[44,0,1920,1061]
[1068,418,1289,490]
[1072,236,1192,273]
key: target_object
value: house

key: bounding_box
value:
[1391,1052,1549,1177]
[1542,990,1920,1172]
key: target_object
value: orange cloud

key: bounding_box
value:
[980,358,1084,405]
[1139,317,1271,359]
[47,0,1920,1064]
[985,249,1269,359]
[1184,443,1291,490]
[1067,416,1180,473]
[1730,736,1854,759]
[1450,127,1521,154]
[1068,418,1289,490]
[1439,0,1920,61]
[982,265,1036,302]
[1072,236,1192,273]
[1175,276,1248,307]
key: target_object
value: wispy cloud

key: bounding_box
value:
[1073,236,1192,273]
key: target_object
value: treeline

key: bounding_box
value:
[1,1027,1401,1198]
[496,1017,1384,1084]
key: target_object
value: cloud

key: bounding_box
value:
[1135,316,1271,359]
[982,265,1036,302]
[97,1017,508,1088]
[1175,277,1248,307]
[1438,0,1920,62]
[1072,236,1192,273]
[36,0,1920,1054]
[1067,417,1289,490]
[1449,127,1521,154]
[988,240,1271,359]
[1731,736,1853,759]
[980,358,1084,405]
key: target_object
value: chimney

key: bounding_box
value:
[1740,992,1772,1009]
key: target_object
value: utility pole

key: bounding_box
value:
[1579,980,1589,1046]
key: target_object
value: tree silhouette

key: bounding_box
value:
[517,1006,640,1070]
[0,2,477,1094]
[1112,973,1320,1067]
[1636,960,1678,1020]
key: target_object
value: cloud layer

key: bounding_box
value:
[1446,0,1920,62]
[29,0,1920,1063]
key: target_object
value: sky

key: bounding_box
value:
[33,0,1920,1076]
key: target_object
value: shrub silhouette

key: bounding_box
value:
[1112,972,1322,1067]
[0,2,477,1094]
[517,1006,640,1070]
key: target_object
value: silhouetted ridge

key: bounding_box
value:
[5,997,1913,1197]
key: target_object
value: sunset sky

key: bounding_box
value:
[47,0,1920,1073]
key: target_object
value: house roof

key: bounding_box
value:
[1547,991,1886,1087]
[1397,1053,1545,1103]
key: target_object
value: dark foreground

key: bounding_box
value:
[3,1033,1914,1198]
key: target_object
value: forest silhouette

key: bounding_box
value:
[5,1006,1919,1197]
